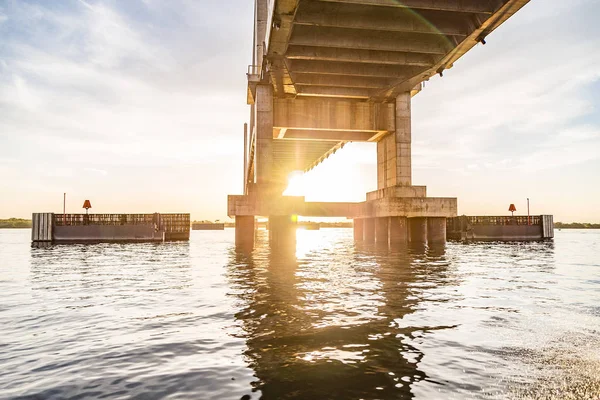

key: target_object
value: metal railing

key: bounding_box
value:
[161,214,190,233]
[54,213,190,233]
[55,214,155,226]
[466,216,541,226]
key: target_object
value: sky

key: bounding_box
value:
[0,0,599,223]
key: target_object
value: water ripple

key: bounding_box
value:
[0,228,599,399]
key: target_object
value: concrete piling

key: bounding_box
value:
[389,216,408,245]
[353,219,364,241]
[375,217,389,245]
[235,216,255,249]
[268,215,296,248]
[427,217,447,244]
[408,217,428,243]
[363,218,375,243]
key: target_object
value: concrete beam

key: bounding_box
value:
[368,197,458,219]
[228,195,362,218]
[292,73,392,89]
[296,85,372,99]
[286,46,437,66]
[289,59,427,79]
[283,129,375,142]
[228,195,456,219]
[289,26,450,55]
[317,0,499,14]
[366,186,427,201]
[295,2,469,36]
[273,97,394,132]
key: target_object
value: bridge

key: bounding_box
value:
[228,0,531,248]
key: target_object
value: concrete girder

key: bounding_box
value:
[227,195,457,219]
[316,0,501,14]
[270,139,343,180]
[286,46,438,66]
[268,56,296,97]
[281,129,375,142]
[291,73,392,89]
[289,26,451,55]
[296,86,373,99]
[288,59,428,79]
[295,1,470,37]
[273,97,394,132]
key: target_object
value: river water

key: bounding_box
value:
[0,228,599,399]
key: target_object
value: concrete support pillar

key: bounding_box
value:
[353,219,364,241]
[363,218,375,243]
[269,215,296,248]
[375,217,389,244]
[235,216,255,249]
[408,217,427,243]
[255,0,268,70]
[255,84,273,186]
[376,92,411,189]
[389,216,408,244]
[427,217,447,244]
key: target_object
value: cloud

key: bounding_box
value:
[412,0,600,174]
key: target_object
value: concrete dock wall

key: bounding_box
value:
[31,213,190,243]
[447,215,554,242]
[53,224,163,243]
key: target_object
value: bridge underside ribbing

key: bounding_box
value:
[231,0,530,248]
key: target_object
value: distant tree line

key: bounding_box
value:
[555,222,600,229]
[0,218,32,228]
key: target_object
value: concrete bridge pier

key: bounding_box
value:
[269,215,296,248]
[235,216,255,249]
[375,218,389,245]
[427,218,447,244]
[363,218,375,243]
[389,217,408,245]
[353,219,364,242]
[408,217,428,243]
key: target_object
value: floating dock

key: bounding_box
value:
[192,223,225,230]
[447,215,554,242]
[32,213,190,244]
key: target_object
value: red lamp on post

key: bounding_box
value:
[509,203,516,217]
[83,200,92,215]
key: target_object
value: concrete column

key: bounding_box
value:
[375,217,389,244]
[255,0,268,70]
[363,218,375,243]
[408,217,427,243]
[353,219,364,241]
[235,216,255,249]
[269,215,296,248]
[255,84,273,186]
[427,217,447,244]
[376,92,411,189]
[389,216,408,244]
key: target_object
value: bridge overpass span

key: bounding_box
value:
[229,0,531,248]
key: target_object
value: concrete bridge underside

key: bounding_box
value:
[229,0,530,248]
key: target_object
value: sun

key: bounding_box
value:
[283,143,377,202]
